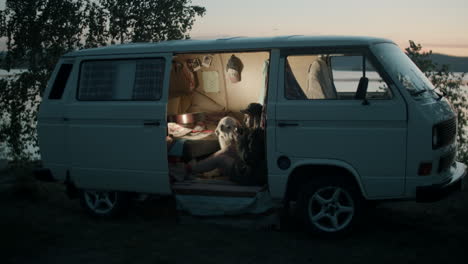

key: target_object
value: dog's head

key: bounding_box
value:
[215,116,240,145]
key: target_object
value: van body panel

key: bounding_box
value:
[269,158,368,200]
[403,97,457,197]
[65,53,172,194]
[370,43,459,198]
[265,49,280,196]
[70,167,169,193]
[37,59,76,181]
[272,51,408,199]
[37,117,67,180]
[64,36,393,58]
[268,173,289,200]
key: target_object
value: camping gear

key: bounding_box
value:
[168,112,206,127]
[182,61,197,90]
[226,54,243,83]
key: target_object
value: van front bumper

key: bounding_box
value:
[416,161,466,202]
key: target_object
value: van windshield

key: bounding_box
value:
[372,43,438,100]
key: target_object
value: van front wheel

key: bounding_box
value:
[80,189,128,217]
[298,177,362,236]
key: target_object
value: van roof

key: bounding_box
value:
[64,35,394,57]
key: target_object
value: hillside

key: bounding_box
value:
[331,53,468,72]
[430,53,468,72]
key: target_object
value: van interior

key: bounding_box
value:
[167,51,270,197]
[166,51,391,198]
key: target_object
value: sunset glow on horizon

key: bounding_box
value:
[0,0,466,57]
[190,0,468,57]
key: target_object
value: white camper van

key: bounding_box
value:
[35,36,466,235]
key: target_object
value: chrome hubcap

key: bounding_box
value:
[308,186,355,232]
[84,190,117,214]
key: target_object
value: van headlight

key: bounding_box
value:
[432,126,439,148]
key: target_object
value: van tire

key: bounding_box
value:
[79,189,129,218]
[297,176,362,236]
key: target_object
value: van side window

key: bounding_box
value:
[133,59,165,100]
[49,64,73,99]
[331,55,392,100]
[285,54,392,100]
[78,58,165,101]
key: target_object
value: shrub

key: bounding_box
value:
[405,41,468,164]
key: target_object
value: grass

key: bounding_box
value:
[1,168,468,264]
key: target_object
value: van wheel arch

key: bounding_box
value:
[284,165,364,203]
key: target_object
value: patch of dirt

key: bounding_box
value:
[1,172,468,264]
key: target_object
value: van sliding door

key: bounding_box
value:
[66,53,172,194]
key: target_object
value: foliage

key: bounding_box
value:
[405,40,468,163]
[0,0,205,163]
[83,1,109,49]
[0,0,86,164]
[101,0,206,44]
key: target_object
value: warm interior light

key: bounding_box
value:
[181,114,189,124]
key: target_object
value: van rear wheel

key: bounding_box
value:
[298,177,362,236]
[80,189,128,217]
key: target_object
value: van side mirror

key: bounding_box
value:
[354,77,369,100]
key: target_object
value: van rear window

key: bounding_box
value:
[78,58,165,101]
[49,64,73,99]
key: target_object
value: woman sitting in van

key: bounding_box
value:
[232,103,267,186]
[185,103,267,186]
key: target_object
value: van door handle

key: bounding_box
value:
[278,122,299,127]
[63,117,69,122]
[143,121,160,127]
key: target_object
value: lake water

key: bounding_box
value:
[0,70,467,160]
